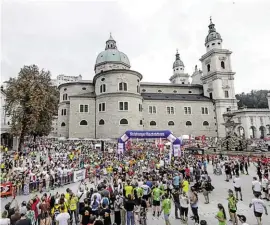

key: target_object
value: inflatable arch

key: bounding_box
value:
[117,130,181,157]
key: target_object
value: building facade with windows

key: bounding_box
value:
[57,20,270,139]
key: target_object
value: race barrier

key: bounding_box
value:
[118,130,181,157]
[0,182,13,197]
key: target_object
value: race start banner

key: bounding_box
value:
[118,130,181,157]
[73,169,86,182]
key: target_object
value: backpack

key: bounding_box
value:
[102,197,109,206]
[205,181,212,191]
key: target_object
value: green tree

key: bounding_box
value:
[236,90,269,108]
[5,65,58,151]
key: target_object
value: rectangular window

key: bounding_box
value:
[140,120,143,125]
[149,106,157,114]
[79,104,89,113]
[224,90,229,98]
[119,102,128,111]
[201,107,209,115]
[80,104,84,112]
[209,93,213,99]
[167,106,175,115]
[139,104,143,112]
[99,103,106,112]
[184,107,192,115]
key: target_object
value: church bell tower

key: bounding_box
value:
[200,18,238,137]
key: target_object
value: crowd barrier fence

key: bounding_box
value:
[0,168,89,197]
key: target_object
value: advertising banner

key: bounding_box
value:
[73,169,86,182]
[0,182,12,197]
[173,144,181,157]
[118,143,124,154]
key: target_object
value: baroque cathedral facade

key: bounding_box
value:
[56,19,270,140]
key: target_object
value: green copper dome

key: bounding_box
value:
[95,34,130,68]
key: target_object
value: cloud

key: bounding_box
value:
[1,0,270,93]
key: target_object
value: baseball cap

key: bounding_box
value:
[237,214,246,222]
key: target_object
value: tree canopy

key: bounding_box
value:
[5,65,58,151]
[236,90,269,109]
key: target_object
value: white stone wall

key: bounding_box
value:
[94,71,141,95]
[96,94,143,138]
[143,100,216,137]
[68,97,96,138]
[95,63,129,74]
[58,83,94,137]
[234,110,270,138]
[140,84,203,95]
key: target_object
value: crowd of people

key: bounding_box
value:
[0,140,269,225]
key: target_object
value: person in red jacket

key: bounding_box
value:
[29,196,40,220]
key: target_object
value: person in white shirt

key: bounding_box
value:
[179,191,189,222]
[0,211,10,225]
[252,177,262,197]
[249,193,268,225]
[261,176,268,199]
[233,174,243,201]
[55,206,70,225]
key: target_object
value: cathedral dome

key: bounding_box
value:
[95,34,130,68]
[173,50,184,69]
[205,18,222,45]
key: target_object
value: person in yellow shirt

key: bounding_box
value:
[65,189,71,203]
[124,181,134,198]
[182,177,189,194]
[69,193,78,224]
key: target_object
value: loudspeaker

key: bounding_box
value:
[101,141,105,151]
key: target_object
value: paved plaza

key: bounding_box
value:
[1,163,269,225]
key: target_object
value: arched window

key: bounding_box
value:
[99,119,105,125]
[61,122,66,127]
[120,118,128,125]
[150,121,156,126]
[221,61,225,69]
[207,64,210,72]
[158,90,162,93]
[63,94,68,101]
[186,121,192,126]
[80,120,88,126]
[203,121,209,126]
[119,82,128,91]
[100,84,106,93]
[168,121,174,126]
[137,85,140,93]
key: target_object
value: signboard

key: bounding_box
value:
[0,182,12,197]
[73,169,86,182]
[117,143,124,154]
[173,144,181,157]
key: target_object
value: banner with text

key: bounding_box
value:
[73,169,86,182]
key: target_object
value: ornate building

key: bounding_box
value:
[57,19,270,139]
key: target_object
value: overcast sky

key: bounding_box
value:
[1,0,270,93]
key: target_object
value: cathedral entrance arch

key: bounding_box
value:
[118,130,181,157]
[259,126,266,139]
[249,126,257,139]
